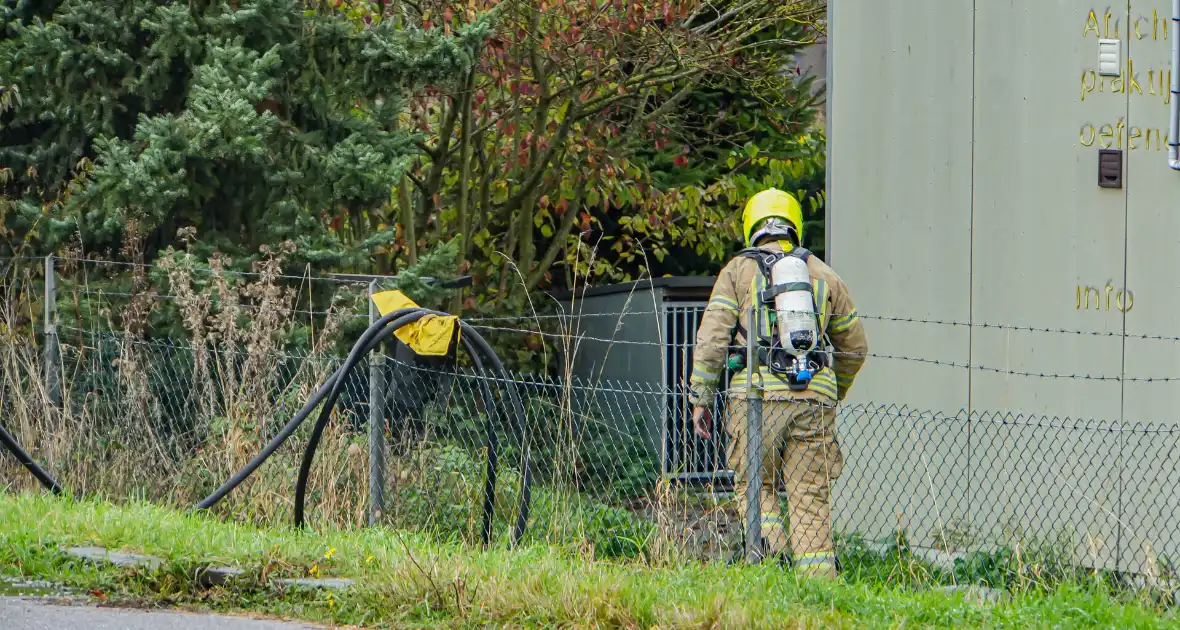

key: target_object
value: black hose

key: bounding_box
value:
[456,322,532,546]
[293,309,432,528]
[195,307,422,511]
[0,420,63,495]
[461,335,498,546]
[194,368,337,510]
[5,302,534,548]
[291,311,534,547]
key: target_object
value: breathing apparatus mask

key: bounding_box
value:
[748,217,799,248]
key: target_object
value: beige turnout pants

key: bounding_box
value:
[726,396,843,577]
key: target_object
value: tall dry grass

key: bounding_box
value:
[0,234,374,529]
[1,232,746,562]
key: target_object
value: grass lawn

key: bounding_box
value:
[0,491,1177,629]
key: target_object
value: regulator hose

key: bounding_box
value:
[0,420,62,495]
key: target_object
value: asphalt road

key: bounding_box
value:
[0,596,329,630]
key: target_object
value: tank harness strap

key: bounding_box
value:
[738,247,814,305]
[732,246,830,389]
[761,281,814,302]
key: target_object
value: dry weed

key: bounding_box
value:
[0,237,374,530]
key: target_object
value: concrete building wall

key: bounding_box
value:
[827,0,975,546]
[828,1,1180,570]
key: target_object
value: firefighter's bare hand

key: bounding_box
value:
[692,406,712,439]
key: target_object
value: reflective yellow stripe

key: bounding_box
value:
[829,310,859,333]
[732,368,830,383]
[730,367,838,400]
[813,279,830,332]
[692,363,721,383]
[708,295,739,313]
[693,364,720,377]
[795,551,837,568]
[808,277,835,399]
[752,275,771,338]
[809,377,838,400]
[731,367,836,387]
[761,513,784,527]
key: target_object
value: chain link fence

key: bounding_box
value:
[3,255,1180,580]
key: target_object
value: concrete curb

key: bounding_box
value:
[63,546,164,571]
[273,578,356,590]
[62,547,355,591]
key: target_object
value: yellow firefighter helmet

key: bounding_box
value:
[741,188,804,246]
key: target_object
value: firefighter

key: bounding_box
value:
[688,188,868,578]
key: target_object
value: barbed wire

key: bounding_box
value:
[56,326,685,397]
[465,322,1180,382]
[39,327,1180,434]
[62,284,1180,347]
[13,255,1180,382]
[69,289,359,320]
[10,254,1180,343]
[5,255,446,288]
[467,310,1180,344]
[56,325,357,364]
[827,351,1180,383]
[43,308,1180,385]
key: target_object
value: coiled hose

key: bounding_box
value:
[2,306,533,547]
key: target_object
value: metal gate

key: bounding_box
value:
[662,303,734,486]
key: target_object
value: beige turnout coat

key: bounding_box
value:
[688,240,869,406]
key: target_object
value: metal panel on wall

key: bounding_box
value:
[828,0,973,546]
[969,2,1128,569]
[1119,0,1180,572]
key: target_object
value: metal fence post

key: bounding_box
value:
[367,279,388,526]
[744,305,763,563]
[43,255,61,408]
